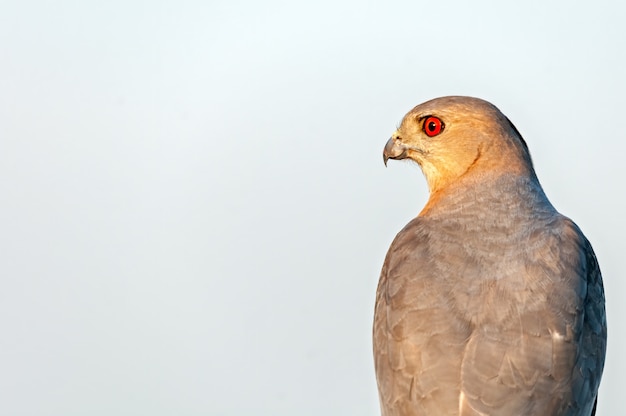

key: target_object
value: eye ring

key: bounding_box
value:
[423,116,444,137]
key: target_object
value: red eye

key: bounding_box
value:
[423,116,444,137]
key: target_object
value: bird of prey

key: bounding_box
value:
[375,96,606,416]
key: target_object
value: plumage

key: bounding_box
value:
[375,96,606,415]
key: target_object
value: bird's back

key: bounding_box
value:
[374,174,606,415]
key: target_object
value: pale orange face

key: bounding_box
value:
[384,96,532,194]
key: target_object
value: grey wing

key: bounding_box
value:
[459,218,606,416]
[374,221,470,416]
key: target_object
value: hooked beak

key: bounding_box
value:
[383,136,408,166]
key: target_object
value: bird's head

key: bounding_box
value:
[383,96,534,194]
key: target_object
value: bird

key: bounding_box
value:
[374,96,606,416]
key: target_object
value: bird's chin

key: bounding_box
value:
[383,151,409,166]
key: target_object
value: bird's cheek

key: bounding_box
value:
[407,144,426,158]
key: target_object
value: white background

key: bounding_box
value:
[1,1,624,414]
